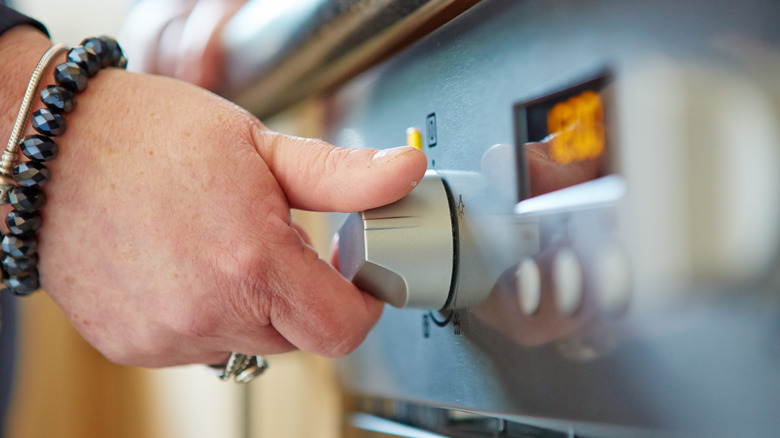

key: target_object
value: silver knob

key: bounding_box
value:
[338,170,455,309]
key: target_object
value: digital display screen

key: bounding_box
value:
[514,74,612,201]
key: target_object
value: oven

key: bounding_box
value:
[224,1,780,436]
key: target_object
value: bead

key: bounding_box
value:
[67,46,99,77]
[4,269,40,296]
[98,36,123,67]
[2,256,37,276]
[80,37,110,67]
[20,135,58,162]
[31,108,66,136]
[9,186,46,212]
[2,234,37,258]
[6,210,42,236]
[40,85,77,113]
[14,161,50,187]
[117,54,128,69]
[54,62,88,92]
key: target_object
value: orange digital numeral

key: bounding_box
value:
[547,90,605,164]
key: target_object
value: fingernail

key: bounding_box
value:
[371,146,415,165]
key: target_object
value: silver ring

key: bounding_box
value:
[210,352,269,383]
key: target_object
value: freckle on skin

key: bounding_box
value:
[65,276,76,285]
[149,150,154,156]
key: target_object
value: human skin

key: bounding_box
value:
[525,141,605,197]
[0,26,428,367]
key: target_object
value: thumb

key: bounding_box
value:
[254,129,427,212]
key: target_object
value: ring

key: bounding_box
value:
[209,352,269,383]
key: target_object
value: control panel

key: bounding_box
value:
[329,0,780,436]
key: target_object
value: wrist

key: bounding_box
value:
[0,33,128,295]
[0,26,56,143]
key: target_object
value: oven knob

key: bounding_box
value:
[338,170,455,309]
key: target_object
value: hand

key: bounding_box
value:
[1,27,428,367]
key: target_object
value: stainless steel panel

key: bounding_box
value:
[326,0,780,436]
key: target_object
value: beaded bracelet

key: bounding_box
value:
[0,37,268,384]
[0,36,126,296]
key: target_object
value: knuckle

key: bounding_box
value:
[212,246,275,327]
[307,142,351,199]
[317,322,367,358]
[319,143,348,175]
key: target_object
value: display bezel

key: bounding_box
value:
[513,72,613,201]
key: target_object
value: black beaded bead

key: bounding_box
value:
[4,269,40,296]
[40,85,77,113]
[31,108,66,136]
[80,37,110,67]
[2,256,37,276]
[9,186,46,212]
[67,46,100,77]
[20,134,58,162]
[13,161,50,187]
[54,62,88,92]
[2,235,37,258]
[6,210,42,236]
[98,36,123,67]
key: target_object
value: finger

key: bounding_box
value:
[266,227,383,357]
[253,130,427,212]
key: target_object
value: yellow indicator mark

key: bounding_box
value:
[406,127,423,150]
[547,90,605,164]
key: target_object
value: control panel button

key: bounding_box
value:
[594,243,632,315]
[515,258,541,316]
[338,171,455,309]
[552,248,583,315]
